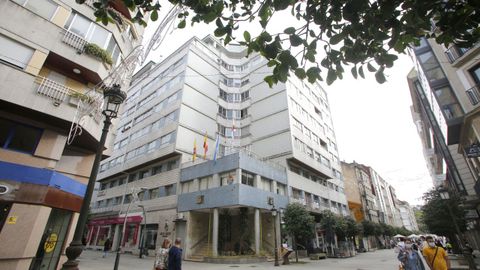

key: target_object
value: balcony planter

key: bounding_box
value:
[84,43,113,66]
[68,91,95,106]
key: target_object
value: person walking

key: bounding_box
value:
[103,238,111,258]
[398,239,426,270]
[154,238,172,270]
[423,236,450,270]
[168,238,183,270]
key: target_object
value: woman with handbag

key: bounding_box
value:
[154,238,172,270]
[398,239,426,270]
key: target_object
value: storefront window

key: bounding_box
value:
[30,208,72,270]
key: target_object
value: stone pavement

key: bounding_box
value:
[78,249,401,270]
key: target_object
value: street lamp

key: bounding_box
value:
[271,206,280,267]
[62,84,126,270]
[437,187,477,270]
[114,187,148,270]
[137,204,147,258]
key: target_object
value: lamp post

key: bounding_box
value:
[271,206,280,267]
[437,187,477,270]
[137,204,147,258]
[114,187,148,270]
[62,84,126,270]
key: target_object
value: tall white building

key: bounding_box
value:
[89,35,348,260]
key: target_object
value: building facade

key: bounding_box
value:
[89,35,349,260]
[0,0,143,269]
[407,38,480,246]
[341,161,405,228]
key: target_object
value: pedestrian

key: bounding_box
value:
[168,238,182,270]
[154,238,172,270]
[103,238,111,258]
[398,239,425,270]
[422,236,450,270]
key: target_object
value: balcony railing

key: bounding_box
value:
[466,84,480,106]
[62,30,87,53]
[445,45,471,63]
[35,76,103,120]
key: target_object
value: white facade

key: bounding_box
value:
[90,35,348,255]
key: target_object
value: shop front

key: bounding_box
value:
[87,215,143,251]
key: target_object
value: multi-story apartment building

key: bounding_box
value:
[341,161,402,227]
[396,200,419,232]
[89,35,348,260]
[342,162,380,223]
[0,0,143,269]
[407,38,480,246]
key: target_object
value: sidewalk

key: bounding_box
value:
[78,249,400,270]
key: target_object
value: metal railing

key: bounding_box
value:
[466,84,480,106]
[444,45,471,63]
[35,76,103,118]
[35,76,71,105]
[62,30,87,53]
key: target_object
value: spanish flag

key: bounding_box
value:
[193,138,197,162]
[203,132,208,159]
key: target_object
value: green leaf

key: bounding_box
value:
[178,20,186,29]
[326,68,337,85]
[367,62,376,72]
[295,68,306,79]
[351,66,358,79]
[284,27,296,34]
[215,18,224,28]
[289,34,303,46]
[330,33,344,45]
[359,66,365,79]
[375,68,386,84]
[243,31,251,42]
[150,10,158,21]
[264,75,276,88]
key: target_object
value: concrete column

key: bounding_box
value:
[193,178,199,192]
[212,173,220,188]
[254,174,261,188]
[235,168,242,184]
[212,208,219,257]
[254,208,260,255]
[272,181,278,194]
[94,226,101,246]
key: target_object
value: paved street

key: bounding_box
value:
[78,249,399,270]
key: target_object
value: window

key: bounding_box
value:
[13,0,58,21]
[241,171,254,186]
[139,170,150,179]
[470,64,480,84]
[150,188,159,199]
[65,12,122,65]
[0,118,42,154]
[128,173,137,183]
[165,184,176,196]
[0,35,34,69]
[220,171,236,186]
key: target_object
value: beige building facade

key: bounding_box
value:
[0,1,143,269]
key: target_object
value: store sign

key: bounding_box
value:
[465,143,480,158]
[44,233,58,253]
[7,216,17,224]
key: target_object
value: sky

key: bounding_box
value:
[137,7,433,206]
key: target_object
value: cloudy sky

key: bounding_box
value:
[139,8,433,205]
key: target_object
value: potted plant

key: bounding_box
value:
[83,43,113,66]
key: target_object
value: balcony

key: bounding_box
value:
[466,84,480,106]
[62,30,88,53]
[445,45,471,63]
[35,76,103,117]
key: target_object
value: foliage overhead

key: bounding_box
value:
[78,0,479,87]
[421,188,467,237]
[283,203,315,241]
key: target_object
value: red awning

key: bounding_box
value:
[89,215,142,226]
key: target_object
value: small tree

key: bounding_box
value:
[283,203,315,262]
[345,217,362,249]
[319,210,338,255]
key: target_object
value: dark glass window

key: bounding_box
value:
[241,171,254,186]
[0,118,42,154]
